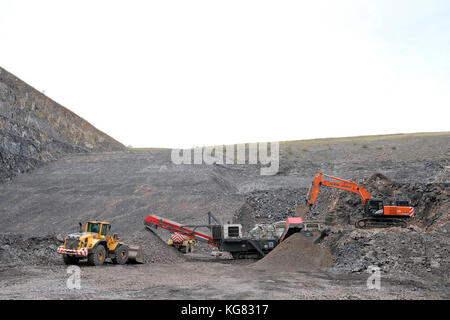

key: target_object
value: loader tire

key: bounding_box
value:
[63,255,79,265]
[88,245,106,266]
[112,245,129,265]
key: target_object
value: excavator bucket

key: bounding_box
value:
[127,245,144,264]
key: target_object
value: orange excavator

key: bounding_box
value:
[305,173,415,228]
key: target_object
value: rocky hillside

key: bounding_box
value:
[0,67,125,182]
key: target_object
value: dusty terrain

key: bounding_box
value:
[1,258,446,300]
[0,229,447,300]
[0,132,448,299]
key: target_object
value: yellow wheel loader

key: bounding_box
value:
[57,221,144,266]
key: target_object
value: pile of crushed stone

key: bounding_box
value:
[0,233,62,266]
[251,233,333,272]
[124,227,184,264]
[322,227,449,279]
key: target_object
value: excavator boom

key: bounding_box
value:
[306,172,372,205]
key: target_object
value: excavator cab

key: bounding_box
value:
[364,198,384,216]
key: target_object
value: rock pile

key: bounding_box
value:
[252,233,333,272]
[124,228,184,264]
[237,173,449,279]
[0,233,62,266]
[236,188,306,223]
[322,227,449,278]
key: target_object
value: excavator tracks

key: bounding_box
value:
[355,218,407,229]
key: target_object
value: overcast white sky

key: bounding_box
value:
[0,0,449,148]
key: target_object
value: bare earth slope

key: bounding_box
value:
[0,67,125,183]
[0,133,447,236]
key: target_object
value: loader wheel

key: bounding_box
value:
[112,245,129,265]
[88,245,106,266]
[63,255,79,265]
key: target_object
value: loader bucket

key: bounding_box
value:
[127,245,144,264]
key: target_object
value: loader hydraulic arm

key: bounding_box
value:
[306,172,372,206]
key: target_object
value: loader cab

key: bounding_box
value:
[364,198,384,216]
[85,221,110,236]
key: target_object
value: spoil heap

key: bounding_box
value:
[0,233,61,266]
[252,233,333,272]
[124,228,184,264]
[322,227,449,278]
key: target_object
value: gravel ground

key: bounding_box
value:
[0,259,448,300]
[124,227,184,264]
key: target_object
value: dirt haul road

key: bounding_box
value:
[0,256,448,300]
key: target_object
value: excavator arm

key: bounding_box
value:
[306,172,372,206]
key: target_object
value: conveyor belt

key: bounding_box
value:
[144,214,219,247]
